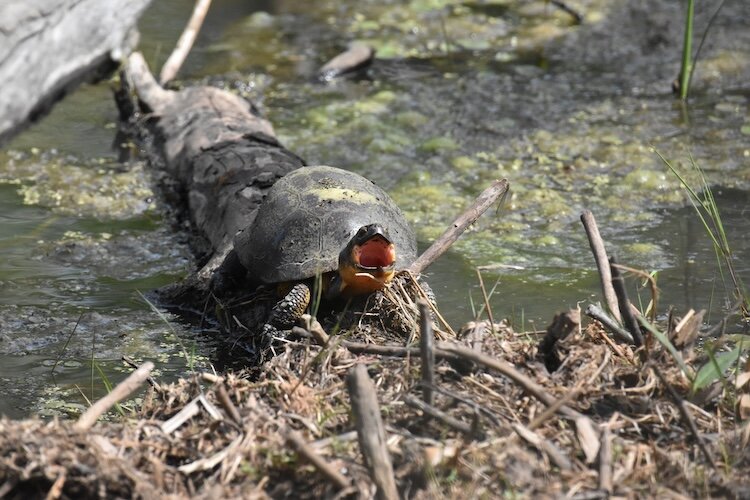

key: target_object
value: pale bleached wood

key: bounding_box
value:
[0,0,152,144]
[159,0,213,85]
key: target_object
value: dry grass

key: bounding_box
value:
[1,283,749,499]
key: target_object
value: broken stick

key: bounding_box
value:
[75,361,154,431]
[403,395,474,436]
[216,384,242,425]
[584,304,633,345]
[610,256,644,347]
[435,342,585,421]
[286,429,351,490]
[418,300,435,406]
[581,210,621,322]
[122,355,161,391]
[598,426,613,494]
[346,364,399,500]
[319,43,375,81]
[159,0,213,85]
[409,179,509,275]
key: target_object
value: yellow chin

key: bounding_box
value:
[339,264,395,296]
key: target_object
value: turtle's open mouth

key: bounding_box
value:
[354,235,396,271]
[338,224,397,295]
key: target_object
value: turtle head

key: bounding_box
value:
[335,223,397,296]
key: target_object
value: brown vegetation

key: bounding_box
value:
[1,299,748,498]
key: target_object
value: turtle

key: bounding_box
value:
[213,165,418,337]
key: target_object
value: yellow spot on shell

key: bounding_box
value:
[308,187,379,204]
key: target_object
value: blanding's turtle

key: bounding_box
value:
[215,165,418,336]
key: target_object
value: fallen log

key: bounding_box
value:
[0,0,153,144]
[122,52,305,290]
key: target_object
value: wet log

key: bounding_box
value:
[122,52,305,287]
[0,0,153,144]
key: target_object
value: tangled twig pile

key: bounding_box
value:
[1,300,749,498]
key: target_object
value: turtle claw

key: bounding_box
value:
[261,322,285,344]
[261,282,311,340]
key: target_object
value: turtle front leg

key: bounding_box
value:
[262,283,311,339]
[210,249,247,298]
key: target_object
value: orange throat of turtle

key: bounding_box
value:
[340,236,396,296]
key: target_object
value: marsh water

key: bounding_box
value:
[1,0,749,417]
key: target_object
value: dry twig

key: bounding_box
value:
[409,179,508,275]
[584,303,634,344]
[435,342,585,421]
[513,424,573,471]
[550,0,584,23]
[475,269,496,336]
[161,394,223,434]
[159,0,213,85]
[347,364,399,500]
[403,395,475,436]
[74,361,154,431]
[285,429,351,490]
[216,384,242,425]
[342,341,459,361]
[581,210,621,322]
[529,350,610,431]
[419,300,435,405]
[612,263,659,322]
[122,355,161,391]
[610,256,644,347]
[319,43,375,81]
[650,363,716,469]
[598,426,613,494]
[403,270,456,337]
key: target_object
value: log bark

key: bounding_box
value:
[0,0,153,144]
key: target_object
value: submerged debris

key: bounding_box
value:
[318,44,376,81]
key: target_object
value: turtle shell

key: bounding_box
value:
[234,165,417,284]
